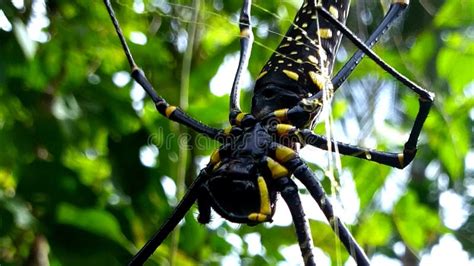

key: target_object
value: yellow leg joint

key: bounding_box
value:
[266,157,289,179]
[212,161,221,171]
[165,106,177,118]
[235,112,246,126]
[398,153,405,168]
[257,176,271,215]
[273,109,288,122]
[248,213,268,222]
[210,149,221,165]
[276,124,296,136]
[275,145,297,163]
[223,126,233,135]
[240,28,252,38]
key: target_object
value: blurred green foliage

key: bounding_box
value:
[0,0,472,265]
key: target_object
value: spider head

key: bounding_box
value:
[204,123,277,225]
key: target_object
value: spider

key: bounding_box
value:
[104,0,434,265]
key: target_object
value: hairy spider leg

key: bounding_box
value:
[230,0,254,116]
[104,0,220,139]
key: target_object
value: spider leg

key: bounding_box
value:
[269,143,369,266]
[317,5,434,101]
[332,1,409,90]
[314,4,434,168]
[275,176,316,266]
[264,2,434,129]
[299,126,427,169]
[128,169,209,266]
[275,119,429,169]
[104,0,220,139]
[197,192,212,224]
[272,4,434,168]
[230,0,253,116]
[292,160,370,266]
[318,4,435,156]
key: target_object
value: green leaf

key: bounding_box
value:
[352,162,390,210]
[309,220,350,263]
[0,207,15,235]
[56,203,130,247]
[393,191,442,252]
[356,212,392,247]
[437,32,474,93]
[435,1,474,28]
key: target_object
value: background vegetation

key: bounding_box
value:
[0,0,472,265]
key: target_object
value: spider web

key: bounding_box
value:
[115,0,374,265]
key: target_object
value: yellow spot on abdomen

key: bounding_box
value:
[329,6,339,19]
[318,28,333,39]
[308,55,318,64]
[309,71,326,90]
[283,70,299,81]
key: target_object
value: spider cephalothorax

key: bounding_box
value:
[104,0,434,265]
[199,121,278,225]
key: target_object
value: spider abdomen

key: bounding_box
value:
[252,0,350,128]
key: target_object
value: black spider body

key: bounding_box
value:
[104,0,434,265]
[252,0,350,128]
[199,122,278,225]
